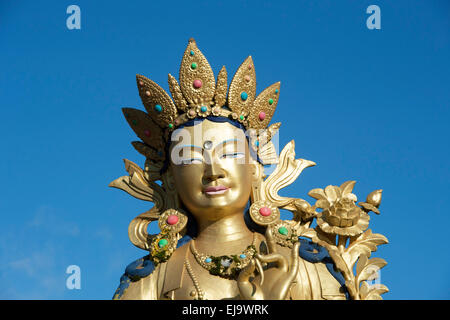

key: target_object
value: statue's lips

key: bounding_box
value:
[203,186,229,195]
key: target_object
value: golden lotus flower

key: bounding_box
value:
[308,181,370,237]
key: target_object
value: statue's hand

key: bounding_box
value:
[237,228,300,300]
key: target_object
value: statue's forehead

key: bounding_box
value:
[171,120,246,146]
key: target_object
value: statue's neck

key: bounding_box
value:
[193,212,254,256]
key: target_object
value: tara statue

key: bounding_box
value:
[110,39,389,300]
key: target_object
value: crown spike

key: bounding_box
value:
[179,40,215,106]
[214,66,228,108]
[248,82,280,129]
[168,74,188,112]
[131,141,164,163]
[122,107,165,151]
[227,56,256,118]
[136,75,178,130]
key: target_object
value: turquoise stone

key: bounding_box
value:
[205,257,212,263]
[190,50,195,56]
[255,140,259,147]
[201,106,207,112]
[154,104,162,112]
[240,254,246,259]
[241,92,248,101]
[275,89,279,94]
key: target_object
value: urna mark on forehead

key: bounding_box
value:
[170,119,248,152]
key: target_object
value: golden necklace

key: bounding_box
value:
[189,233,257,279]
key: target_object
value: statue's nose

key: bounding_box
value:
[203,158,225,182]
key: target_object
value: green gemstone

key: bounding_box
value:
[168,123,173,129]
[278,227,288,236]
[191,62,197,69]
[158,239,168,248]
[239,115,244,120]
[132,119,137,125]
[268,98,274,105]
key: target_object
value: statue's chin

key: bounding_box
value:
[184,199,248,222]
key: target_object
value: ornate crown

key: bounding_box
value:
[123,38,281,165]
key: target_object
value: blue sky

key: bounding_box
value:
[0,0,448,299]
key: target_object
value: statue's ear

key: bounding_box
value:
[251,162,265,184]
[250,162,258,178]
[161,165,181,209]
[164,166,175,188]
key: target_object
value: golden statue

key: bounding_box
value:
[110,39,389,300]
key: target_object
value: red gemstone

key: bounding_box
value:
[193,79,203,88]
[259,207,271,217]
[258,112,266,121]
[167,215,179,225]
[144,130,151,137]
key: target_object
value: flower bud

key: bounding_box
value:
[366,189,382,208]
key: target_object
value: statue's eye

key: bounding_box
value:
[181,158,203,165]
[221,153,244,159]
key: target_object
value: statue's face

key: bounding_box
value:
[169,119,254,221]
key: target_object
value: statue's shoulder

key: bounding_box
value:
[113,255,160,300]
[113,235,193,300]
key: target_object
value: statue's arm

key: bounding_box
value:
[288,258,347,300]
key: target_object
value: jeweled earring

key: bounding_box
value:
[249,200,297,248]
[249,200,280,226]
[269,221,298,248]
[149,208,188,264]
